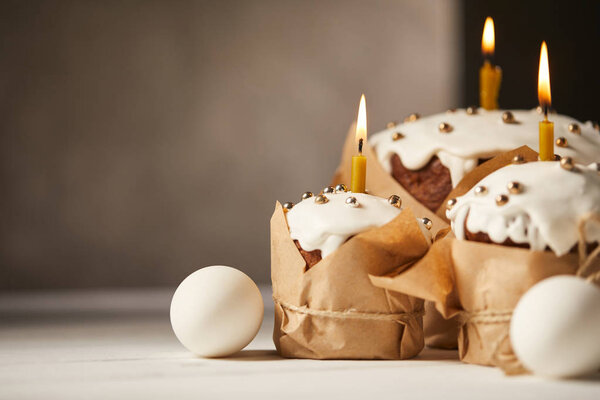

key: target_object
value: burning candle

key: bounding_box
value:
[479,17,502,110]
[538,41,554,161]
[351,94,367,193]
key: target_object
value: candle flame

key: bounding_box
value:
[355,94,367,153]
[481,17,495,57]
[538,41,551,109]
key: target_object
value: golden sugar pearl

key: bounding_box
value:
[568,123,581,135]
[560,156,575,171]
[502,111,516,124]
[536,106,544,114]
[282,202,294,211]
[387,194,402,208]
[314,194,329,204]
[446,198,457,210]
[421,217,433,230]
[507,181,524,194]
[345,196,359,208]
[555,137,568,147]
[495,194,509,206]
[334,184,348,193]
[593,121,600,131]
[301,191,313,200]
[404,113,420,123]
[392,132,405,141]
[438,122,453,133]
[466,106,478,115]
[322,186,335,194]
[512,154,525,164]
[554,154,562,161]
[474,185,487,196]
[386,121,398,129]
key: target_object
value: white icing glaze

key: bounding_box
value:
[370,108,600,187]
[286,192,432,258]
[447,161,600,256]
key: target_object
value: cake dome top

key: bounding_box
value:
[446,161,600,256]
[370,108,600,187]
[285,188,431,258]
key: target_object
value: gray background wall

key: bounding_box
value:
[0,0,462,289]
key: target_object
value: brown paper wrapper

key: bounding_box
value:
[331,125,449,235]
[271,201,429,359]
[369,145,600,369]
[371,239,581,368]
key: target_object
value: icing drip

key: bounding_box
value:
[370,108,600,187]
[286,192,431,258]
[447,162,600,256]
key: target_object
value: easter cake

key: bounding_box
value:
[271,185,433,359]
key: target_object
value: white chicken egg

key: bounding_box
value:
[170,266,264,357]
[510,275,600,378]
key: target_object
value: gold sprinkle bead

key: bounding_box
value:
[404,113,420,123]
[507,181,523,194]
[560,156,575,171]
[322,186,335,194]
[388,194,402,208]
[345,196,359,207]
[439,122,453,133]
[495,194,509,206]
[466,106,478,115]
[568,123,581,135]
[474,185,487,196]
[446,198,457,210]
[283,202,294,211]
[512,154,525,164]
[554,154,562,161]
[334,184,348,193]
[301,191,313,200]
[593,121,600,131]
[536,106,544,114]
[502,111,516,124]
[392,132,405,141]
[314,194,329,204]
[421,217,433,230]
[386,121,397,129]
[556,137,568,147]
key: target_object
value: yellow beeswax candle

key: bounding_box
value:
[539,119,554,161]
[479,17,502,110]
[538,41,554,161]
[351,94,367,193]
[351,153,366,193]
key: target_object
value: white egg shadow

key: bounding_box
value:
[218,349,281,361]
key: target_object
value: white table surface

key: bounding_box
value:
[1,287,599,400]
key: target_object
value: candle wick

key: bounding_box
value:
[358,138,363,155]
[543,105,549,121]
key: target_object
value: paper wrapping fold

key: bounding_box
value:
[271,201,429,359]
[331,125,448,235]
